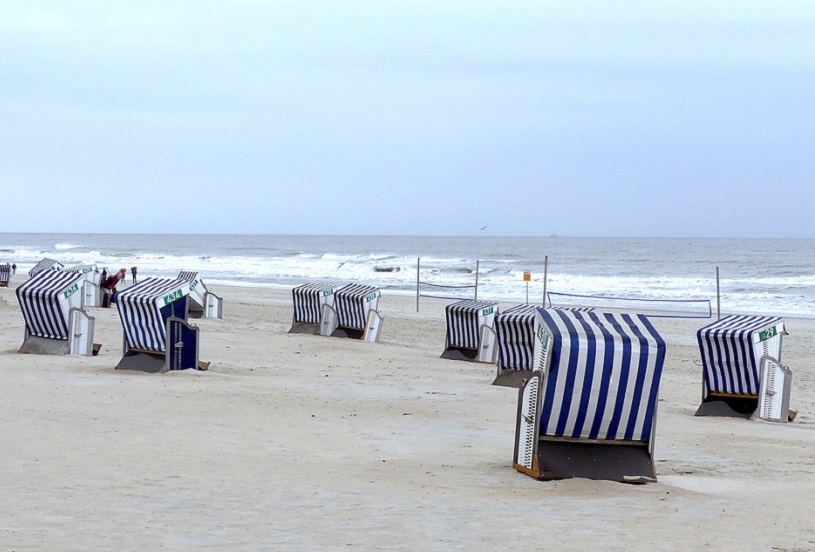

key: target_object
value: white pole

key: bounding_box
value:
[416,257,420,313]
[542,255,548,306]
[716,266,721,319]
[475,260,479,300]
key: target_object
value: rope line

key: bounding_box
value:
[419,282,476,290]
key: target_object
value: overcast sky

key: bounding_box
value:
[1,1,813,237]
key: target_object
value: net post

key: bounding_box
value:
[716,266,721,320]
[542,255,548,307]
[416,257,420,313]
[475,260,479,300]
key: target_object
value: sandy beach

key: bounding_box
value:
[1,275,814,551]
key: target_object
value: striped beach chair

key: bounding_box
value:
[441,299,498,362]
[513,308,667,482]
[0,263,10,287]
[15,270,98,355]
[320,283,383,342]
[114,277,204,372]
[289,282,339,334]
[494,306,596,387]
[492,304,537,385]
[64,265,102,307]
[28,258,63,278]
[177,271,223,319]
[696,314,791,419]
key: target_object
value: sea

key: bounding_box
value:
[2,233,814,318]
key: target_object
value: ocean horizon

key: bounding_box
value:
[2,232,814,318]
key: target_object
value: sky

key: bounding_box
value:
[1,1,814,238]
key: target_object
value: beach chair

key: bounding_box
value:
[28,258,63,278]
[177,270,223,319]
[320,283,382,342]
[63,265,103,307]
[0,263,9,287]
[289,282,339,334]
[114,277,206,372]
[513,308,666,483]
[440,299,498,362]
[696,314,792,420]
[15,270,99,355]
[493,305,595,387]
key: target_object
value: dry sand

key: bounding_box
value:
[1,276,814,551]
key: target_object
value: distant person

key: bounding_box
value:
[131,266,137,284]
[11,263,16,275]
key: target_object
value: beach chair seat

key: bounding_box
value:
[440,299,498,362]
[177,271,223,319]
[115,277,205,372]
[494,306,596,387]
[695,314,790,419]
[320,283,382,342]
[64,265,103,307]
[28,258,63,278]
[289,282,339,334]
[513,308,666,483]
[15,270,98,355]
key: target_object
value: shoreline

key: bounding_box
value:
[1,276,814,550]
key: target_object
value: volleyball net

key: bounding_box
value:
[547,292,712,319]
[418,281,477,301]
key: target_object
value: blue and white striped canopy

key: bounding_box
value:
[64,265,100,284]
[292,283,335,324]
[536,308,666,444]
[177,271,198,282]
[335,284,379,330]
[697,314,784,396]
[445,300,498,349]
[29,258,63,278]
[0,263,10,283]
[16,270,84,340]
[116,277,191,352]
[495,304,538,370]
[177,271,205,311]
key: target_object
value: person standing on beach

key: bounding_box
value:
[11,263,15,275]
[131,266,137,284]
[101,268,127,307]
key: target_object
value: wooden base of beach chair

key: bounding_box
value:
[288,322,321,335]
[440,346,479,361]
[18,336,70,355]
[330,327,365,340]
[92,343,102,356]
[187,309,204,319]
[533,438,656,483]
[695,394,758,418]
[492,368,532,388]
[115,351,166,373]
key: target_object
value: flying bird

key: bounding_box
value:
[479,225,488,231]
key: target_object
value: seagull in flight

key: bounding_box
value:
[479,225,488,231]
